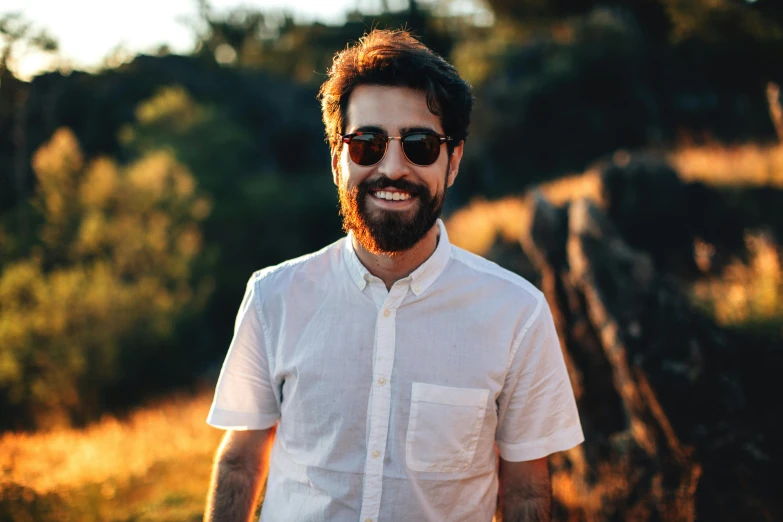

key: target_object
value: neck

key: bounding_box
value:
[353,224,440,290]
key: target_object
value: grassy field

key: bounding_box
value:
[0,390,223,521]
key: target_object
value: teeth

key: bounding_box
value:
[374,191,411,201]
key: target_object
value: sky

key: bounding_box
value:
[1,0,411,80]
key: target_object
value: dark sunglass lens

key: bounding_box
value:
[349,134,386,166]
[402,134,441,165]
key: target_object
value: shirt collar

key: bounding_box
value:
[342,219,452,295]
[343,232,370,290]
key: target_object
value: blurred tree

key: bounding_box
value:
[0,128,210,430]
[0,13,59,249]
[479,0,671,38]
[663,0,783,44]
[447,0,783,200]
[119,84,253,196]
[453,6,783,198]
[120,85,341,362]
[0,13,58,77]
[479,0,783,43]
[186,0,454,84]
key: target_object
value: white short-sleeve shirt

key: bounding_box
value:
[207,219,584,522]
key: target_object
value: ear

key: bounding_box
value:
[331,147,340,186]
[446,140,464,188]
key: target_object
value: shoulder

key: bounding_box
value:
[448,245,544,307]
[447,246,549,358]
[247,237,345,294]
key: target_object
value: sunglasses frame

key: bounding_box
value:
[340,131,453,167]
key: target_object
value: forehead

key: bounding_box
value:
[345,84,443,133]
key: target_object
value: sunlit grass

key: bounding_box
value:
[447,196,530,255]
[670,142,783,189]
[0,389,222,521]
[446,170,601,256]
[672,81,783,189]
[691,232,783,332]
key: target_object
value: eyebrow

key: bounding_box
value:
[401,126,439,135]
[350,125,440,135]
[352,125,386,134]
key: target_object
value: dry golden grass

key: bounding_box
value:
[536,169,603,206]
[691,232,783,329]
[447,196,530,254]
[446,171,601,256]
[670,143,783,189]
[668,83,783,188]
[0,389,221,495]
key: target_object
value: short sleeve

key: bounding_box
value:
[495,297,584,461]
[206,276,280,430]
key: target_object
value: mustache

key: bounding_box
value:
[358,177,426,196]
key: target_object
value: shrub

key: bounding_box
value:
[0,129,210,429]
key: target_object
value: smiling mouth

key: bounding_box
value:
[371,190,414,202]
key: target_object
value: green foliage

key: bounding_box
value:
[0,129,210,429]
[120,85,254,197]
[118,84,342,351]
[449,5,783,200]
[480,0,783,43]
[190,1,455,85]
[661,0,783,44]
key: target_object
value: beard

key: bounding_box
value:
[338,166,448,255]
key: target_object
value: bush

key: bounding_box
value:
[0,129,211,430]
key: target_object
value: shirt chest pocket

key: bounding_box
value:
[405,382,490,473]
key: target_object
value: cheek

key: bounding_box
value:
[340,155,374,189]
[425,160,450,190]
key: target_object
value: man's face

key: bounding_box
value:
[332,85,464,255]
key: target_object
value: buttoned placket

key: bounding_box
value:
[358,279,410,522]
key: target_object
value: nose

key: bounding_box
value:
[376,138,409,180]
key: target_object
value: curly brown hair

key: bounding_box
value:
[318,29,474,156]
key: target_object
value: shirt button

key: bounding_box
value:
[414,284,421,293]
[378,377,386,385]
[372,450,380,458]
[383,309,390,317]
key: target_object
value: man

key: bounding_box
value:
[204,29,583,522]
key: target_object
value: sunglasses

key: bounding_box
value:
[341,131,453,167]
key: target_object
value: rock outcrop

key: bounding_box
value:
[519,193,783,521]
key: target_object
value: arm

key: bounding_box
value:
[498,457,551,522]
[495,299,583,520]
[204,426,276,522]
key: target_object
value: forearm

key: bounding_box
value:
[498,457,552,522]
[204,429,274,522]
[204,457,264,521]
[500,487,551,522]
